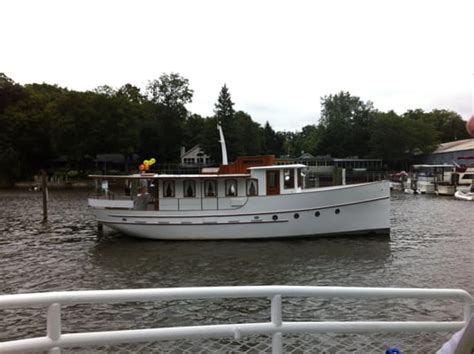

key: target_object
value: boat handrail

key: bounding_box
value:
[0,285,472,354]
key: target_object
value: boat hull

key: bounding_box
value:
[91,181,390,240]
[454,191,474,201]
[435,184,456,196]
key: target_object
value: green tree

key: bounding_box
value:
[318,91,374,157]
[0,74,27,183]
[183,113,207,150]
[146,73,193,113]
[201,85,239,161]
[116,83,145,104]
[369,110,438,166]
[427,109,469,142]
[262,121,285,155]
[234,111,263,156]
[143,73,194,162]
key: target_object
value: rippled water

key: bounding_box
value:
[0,190,473,351]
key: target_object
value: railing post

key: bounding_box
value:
[47,303,61,354]
[271,294,282,354]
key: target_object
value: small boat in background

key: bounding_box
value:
[454,190,474,201]
[389,171,407,191]
[404,164,460,195]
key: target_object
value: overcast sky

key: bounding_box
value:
[1,0,473,131]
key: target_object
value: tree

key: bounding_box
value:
[0,74,27,183]
[214,84,240,160]
[318,91,375,157]
[214,84,235,122]
[116,83,145,104]
[369,110,439,167]
[262,121,285,155]
[183,114,206,149]
[234,111,263,156]
[427,109,469,142]
[143,73,194,162]
[146,73,193,114]
[94,85,116,96]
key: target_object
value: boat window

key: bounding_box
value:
[246,179,258,196]
[183,180,196,198]
[297,169,303,187]
[204,180,217,197]
[284,169,294,189]
[225,179,238,196]
[163,180,175,198]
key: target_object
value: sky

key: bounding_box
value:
[1,0,473,131]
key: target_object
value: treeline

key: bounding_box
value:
[0,72,469,183]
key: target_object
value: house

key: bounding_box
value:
[180,145,211,165]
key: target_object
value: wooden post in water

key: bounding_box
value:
[97,222,103,235]
[41,169,48,223]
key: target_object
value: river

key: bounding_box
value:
[0,190,473,352]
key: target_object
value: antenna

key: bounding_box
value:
[217,123,228,165]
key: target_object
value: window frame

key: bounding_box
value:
[204,179,217,197]
[183,180,196,198]
[225,179,238,197]
[162,180,175,198]
[246,178,259,196]
[283,169,295,189]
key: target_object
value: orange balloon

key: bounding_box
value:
[139,164,145,171]
[144,164,150,171]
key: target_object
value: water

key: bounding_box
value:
[0,190,473,352]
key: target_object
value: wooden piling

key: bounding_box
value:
[41,170,48,223]
[98,222,103,234]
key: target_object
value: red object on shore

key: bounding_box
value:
[467,115,474,137]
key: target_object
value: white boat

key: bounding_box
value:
[435,183,457,196]
[88,126,390,240]
[88,166,390,240]
[454,168,474,193]
[454,190,474,201]
[405,165,455,195]
[389,171,407,191]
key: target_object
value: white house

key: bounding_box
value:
[180,145,211,165]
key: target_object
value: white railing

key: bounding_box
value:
[0,286,472,354]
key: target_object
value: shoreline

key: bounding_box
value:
[10,180,91,190]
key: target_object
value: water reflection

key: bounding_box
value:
[90,234,391,288]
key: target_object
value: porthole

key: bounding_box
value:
[272,215,278,221]
[335,209,340,214]
[314,211,320,217]
[294,213,299,219]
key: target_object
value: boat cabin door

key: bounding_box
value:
[266,170,280,195]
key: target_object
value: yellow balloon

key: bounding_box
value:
[150,158,156,165]
[143,160,150,166]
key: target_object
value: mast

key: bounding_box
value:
[217,123,228,165]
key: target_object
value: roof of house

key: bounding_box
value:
[181,145,209,158]
[297,153,315,159]
[433,138,474,154]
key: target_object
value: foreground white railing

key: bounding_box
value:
[0,286,472,353]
